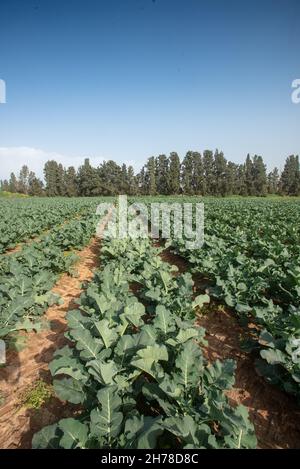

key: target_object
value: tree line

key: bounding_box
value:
[1,151,299,197]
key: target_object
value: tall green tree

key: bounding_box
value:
[9,172,18,193]
[64,166,78,197]
[252,155,267,196]
[126,165,138,195]
[77,158,99,196]
[202,150,215,195]
[144,157,156,195]
[280,155,300,195]
[244,154,255,196]
[28,171,44,196]
[56,163,66,196]
[214,150,228,196]
[168,152,181,194]
[181,152,194,195]
[99,160,122,195]
[120,164,128,193]
[267,167,279,194]
[237,164,247,195]
[44,160,60,196]
[156,154,169,195]
[18,165,30,194]
[191,152,205,195]
[1,180,9,192]
[137,167,146,195]
[226,162,239,195]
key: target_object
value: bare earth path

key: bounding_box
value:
[161,248,300,449]
[0,238,100,449]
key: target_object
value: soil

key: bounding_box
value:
[198,308,300,449]
[161,247,300,449]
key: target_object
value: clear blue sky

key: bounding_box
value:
[0,0,299,179]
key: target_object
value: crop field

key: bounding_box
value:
[0,196,300,449]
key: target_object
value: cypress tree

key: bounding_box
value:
[18,165,30,194]
[44,160,60,196]
[192,152,205,195]
[156,154,169,195]
[267,167,279,194]
[214,150,228,196]
[168,152,181,194]
[281,155,300,195]
[9,172,18,193]
[202,150,215,195]
[244,154,254,196]
[252,155,267,196]
[28,171,44,196]
[181,152,194,195]
[64,166,78,197]
[145,157,156,195]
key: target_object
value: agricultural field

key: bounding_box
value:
[0,196,300,449]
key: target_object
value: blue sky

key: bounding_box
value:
[0,0,299,179]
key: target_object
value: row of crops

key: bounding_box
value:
[33,237,256,449]
[1,196,300,449]
[0,198,113,339]
[162,198,300,400]
[0,197,103,253]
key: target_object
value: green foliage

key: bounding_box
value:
[169,197,300,398]
[3,151,298,197]
[0,197,112,339]
[33,236,256,449]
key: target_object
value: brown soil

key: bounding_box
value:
[162,247,300,449]
[4,238,38,255]
[198,308,300,449]
[0,207,111,450]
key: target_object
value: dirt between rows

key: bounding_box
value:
[161,248,300,449]
[0,212,112,450]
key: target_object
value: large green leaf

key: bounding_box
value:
[66,310,91,330]
[70,328,103,360]
[121,302,145,328]
[142,382,176,416]
[175,340,203,389]
[90,386,123,444]
[58,419,89,449]
[94,319,119,348]
[49,355,88,383]
[166,328,199,346]
[88,359,119,385]
[131,344,168,378]
[53,377,86,404]
[153,305,171,335]
[160,415,202,444]
[32,424,60,449]
[203,359,236,390]
[192,294,210,310]
[260,348,286,365]
[124,415,163,449]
